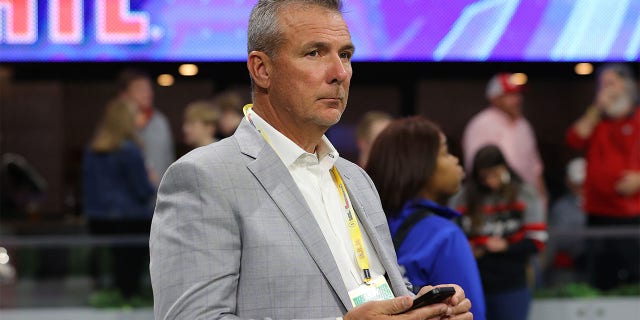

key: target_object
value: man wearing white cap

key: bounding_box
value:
[547,157,587,271]
[461,73,547,207]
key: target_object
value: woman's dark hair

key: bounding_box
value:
[465,144,522,234]
[365,116,441,215]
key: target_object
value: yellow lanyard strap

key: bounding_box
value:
[330,167,372,284]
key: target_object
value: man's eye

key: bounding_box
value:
[307,50,319,57]
[340,52,352,60]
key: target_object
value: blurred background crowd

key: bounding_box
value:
[0,2,639,318]
[1,61,638,316]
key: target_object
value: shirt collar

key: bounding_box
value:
[489,105,522,123]
[400,198,461,220]
[245,105,339,169]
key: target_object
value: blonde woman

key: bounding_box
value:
[82,98,155,299]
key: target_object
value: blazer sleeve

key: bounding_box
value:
[150,158,242,320]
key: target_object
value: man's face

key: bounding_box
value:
[268,4,354,129]
[125,78,154,110]
[493,92,522,119]
[183,119,215,147]
[599,70,627,98]
[597,70,633,118]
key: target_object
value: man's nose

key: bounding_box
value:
[328,55,349,84]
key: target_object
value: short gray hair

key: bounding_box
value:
[247,0,343,57]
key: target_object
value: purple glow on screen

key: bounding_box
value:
[1,0,639,62]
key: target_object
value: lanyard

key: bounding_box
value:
[243,104,373,284]
[330,166,373,284]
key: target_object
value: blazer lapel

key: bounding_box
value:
[337,164,409,297]
[236,121,353,310]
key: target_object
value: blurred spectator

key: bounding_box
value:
[355,110,392,168]
[182,99,220,148]
[565,63,640,291]
[1,153,47,220]
[82,98,155,299]
[462,73,547,208]
[117,68,175,185]
[450,145,547,320]
[548,157,587,270]
[367,116,486,320]
[213,89,245,138]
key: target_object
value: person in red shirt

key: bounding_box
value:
[565,63,640,291]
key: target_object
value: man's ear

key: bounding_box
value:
[247,51,272,89]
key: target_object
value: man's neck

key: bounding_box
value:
[252,104,325,154]
[492,106,520,122]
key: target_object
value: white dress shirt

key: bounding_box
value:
[245,108,385,291]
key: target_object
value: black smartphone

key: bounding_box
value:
[404,286,456,312]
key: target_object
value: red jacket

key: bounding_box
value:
[566,108,640,217]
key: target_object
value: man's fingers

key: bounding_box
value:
[416,285,435,296]
[450,298,472,315]
[443,284,465,306]
[389,296,413,314]
[403,303,448,320]
[446,311,474,320]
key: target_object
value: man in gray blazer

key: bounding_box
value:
[150,1,473,319]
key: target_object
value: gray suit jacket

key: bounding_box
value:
[150,120,412,319]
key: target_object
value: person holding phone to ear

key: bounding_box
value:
[366,116,486,320]
[565,63,640,291]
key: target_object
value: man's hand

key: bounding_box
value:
[595,87,616,111]
[616,171,640,196]
[416,285,473,320]
[573,105,601,139]
[343,285,472,320]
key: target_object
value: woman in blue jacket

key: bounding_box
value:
[83,98,156,299]
[366,116,486,320]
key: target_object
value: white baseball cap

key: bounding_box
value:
[486,73,525,100]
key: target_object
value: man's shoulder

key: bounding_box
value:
[463,107,495,132]
[335,156,359,169]
[335,157,368,180]
[171,137,244,171]
[141,110,171,134]
[148,109,169,125]
[470,107,501,123]
[192,135,239,156]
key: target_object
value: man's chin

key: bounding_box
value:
[324,111,343,126]
[315,118,341,129]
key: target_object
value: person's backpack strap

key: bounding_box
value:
[392,209,433,250]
